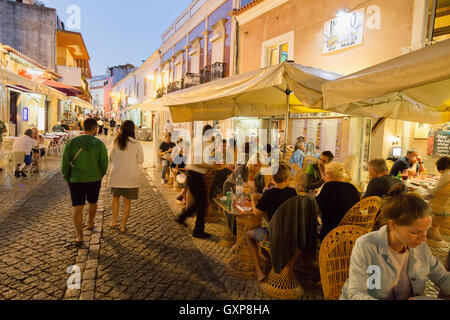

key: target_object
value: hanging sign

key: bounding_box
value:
[323,8,365,54]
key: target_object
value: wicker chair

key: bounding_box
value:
[342,155,358,179]
[319,225,368,300]
[295,169,307,193]
[427,183,450,248]
[338,196,382,232]
[386,160,395,173]
[259,249,305,300]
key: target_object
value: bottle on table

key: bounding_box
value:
[236,174,244,205]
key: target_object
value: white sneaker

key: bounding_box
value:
[161,179,166,185]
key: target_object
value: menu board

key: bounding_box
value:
[292,118,343,157]
[433,132,450,157]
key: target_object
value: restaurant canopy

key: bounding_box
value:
[0,68,67,101]
[322,39,450,124]
[40,79,82,96]
[152,62,341,123]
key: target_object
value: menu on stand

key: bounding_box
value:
[433,132,450,157]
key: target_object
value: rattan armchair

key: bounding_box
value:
[338,196,382,232]
[386,160,395,173]
[302,156,318,169]
[319,225,368,300]
[342,155,357,179]
[259,249,305,300]
[427,183,450,248]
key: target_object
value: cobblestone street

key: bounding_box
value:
[0,141,448,300]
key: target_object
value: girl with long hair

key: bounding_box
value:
[108,120,144,233]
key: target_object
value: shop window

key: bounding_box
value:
[429,0,450,42]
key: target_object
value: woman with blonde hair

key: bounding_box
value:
[108,120,144,233]
[315,162,361,240]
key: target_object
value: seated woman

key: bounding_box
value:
[289,142,305,169]
[169,138,186,188]
[315,162,361,241]
[341,184,450,300]
[246,162,297,281]
[425,156,450,200]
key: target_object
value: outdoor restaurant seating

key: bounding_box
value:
[259,195,319,299]
[302,155,318,169]
[386,160,395,173]
[319,225,368,300]
[342,155,358,179]
[338,196,382,232]
[427,183,450,248]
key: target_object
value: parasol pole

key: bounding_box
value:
[283,86,292,160]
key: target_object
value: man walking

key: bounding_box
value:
[62,118,108,244]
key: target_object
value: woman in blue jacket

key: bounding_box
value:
[341,184,450,300]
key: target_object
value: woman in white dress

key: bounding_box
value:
[109,120,144,233]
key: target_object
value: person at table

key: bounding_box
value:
[390,149,426,177]
[304,151,334,192]
[246,162,297,281]
[31,128,46,173]
[0,119,8,151]
[425,156,450,200]
[12,129,38,178]
[289,142,305,169]
[159,132,176,185]
[364,158,402,199]
[169,138,187,187]
[61,120,70,131]
[315,162,361,241]
[341,184,450,300]
[52,122,65,133]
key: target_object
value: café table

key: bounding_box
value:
[404,174,439,198]
[214,196,262,280]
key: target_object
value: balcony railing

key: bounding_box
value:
[157,62,227,98]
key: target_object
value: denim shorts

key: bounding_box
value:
[24,154,33,165]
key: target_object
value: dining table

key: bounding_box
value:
[214,195,263,280]
[404,174,439,198]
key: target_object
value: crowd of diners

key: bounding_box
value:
[159,125,450,300]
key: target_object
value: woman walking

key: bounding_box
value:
[109,120,144,233]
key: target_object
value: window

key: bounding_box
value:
[261,31,294,68]
[429,0,450,42]
[144,79,148,96]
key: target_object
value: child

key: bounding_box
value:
[246,162,297,281]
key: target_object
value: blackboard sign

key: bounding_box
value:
[434,132,450,157]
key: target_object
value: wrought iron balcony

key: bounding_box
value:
[157,62,227,98]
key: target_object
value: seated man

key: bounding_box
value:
[364,159,401,198]
[12,129,38,177]
[390,149,426,177]
[246,162,297,281]
[158,132,175,185]
[305,151,334,192]
[52,122,65,133]
[61,120,70,131]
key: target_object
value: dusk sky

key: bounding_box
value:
[43,0,193,77]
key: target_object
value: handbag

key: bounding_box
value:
[67,148,84,182]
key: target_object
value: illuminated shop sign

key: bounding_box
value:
[323,8,365,54]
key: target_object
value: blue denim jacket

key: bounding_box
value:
[340,226,450,300]
[289,150,305,168]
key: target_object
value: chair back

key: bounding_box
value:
[386,160,395,173]
[342,155,358,178]
[12,151,26,163]
[431,183,450,217]
[319,225,367,300]
[339,196,382,232]
[303,156,318,169]
[1,140,13,152]
[295,169,307,193]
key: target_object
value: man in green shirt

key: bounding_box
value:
[62,118,108,244]
[0,120,8,150]
[305,151,334,192]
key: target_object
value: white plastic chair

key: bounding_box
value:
[0,152,13,177]
[11,151,31,176]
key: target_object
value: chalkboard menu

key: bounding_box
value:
[434,131,450,157]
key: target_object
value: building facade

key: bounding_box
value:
[89,75,106,116]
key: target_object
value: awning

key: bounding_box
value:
[0,68,67,100]
[322,39,450,124]
[127,100,170,112]
[154,62,341,123]
[40,79,81,96]
[68,96,94,110]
